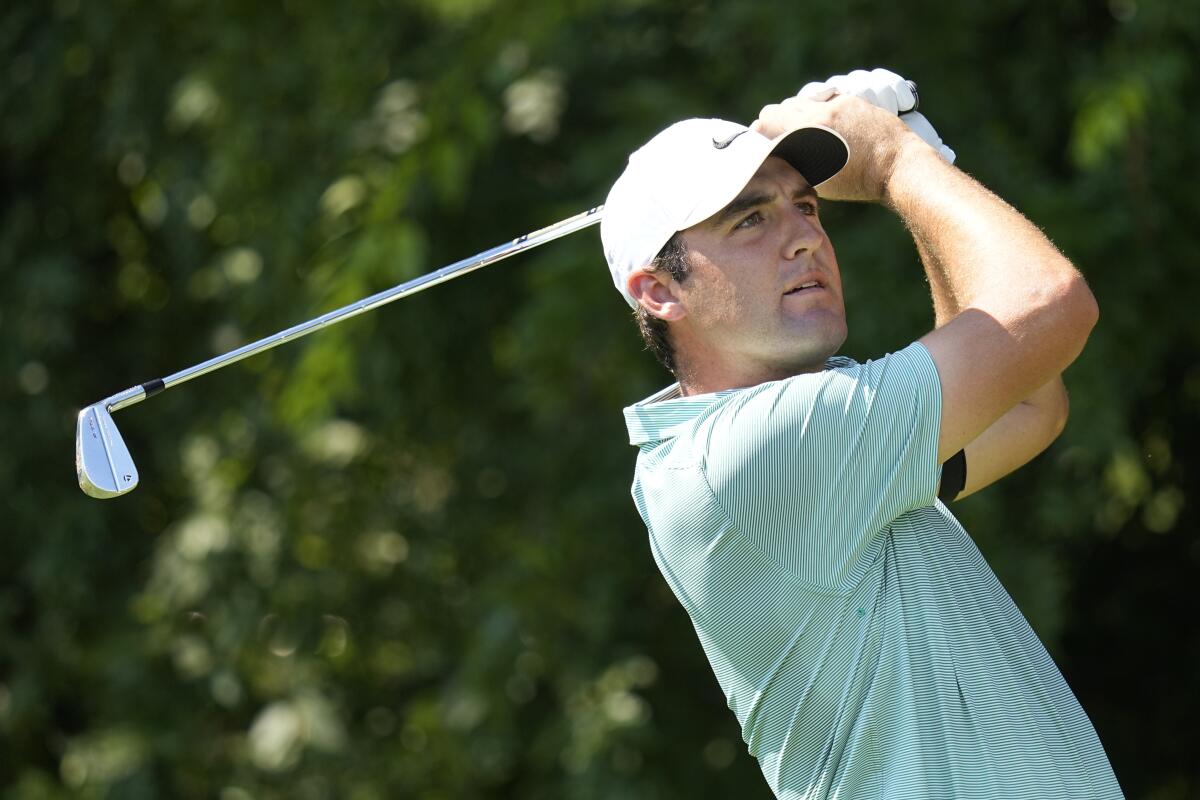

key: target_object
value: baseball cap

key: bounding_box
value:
[601,118,848,308]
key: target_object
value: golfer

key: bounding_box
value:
[601,70,1123,798]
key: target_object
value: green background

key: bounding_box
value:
[3,0,1197,797]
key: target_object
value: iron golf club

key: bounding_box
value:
[76,206,604,498]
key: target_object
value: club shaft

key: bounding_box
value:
[104,205,604,414]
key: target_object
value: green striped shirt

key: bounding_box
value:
[624,343,1122,799]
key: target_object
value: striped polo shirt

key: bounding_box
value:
[624,342,1122,799]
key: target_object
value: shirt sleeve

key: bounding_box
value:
[697,342,943,589]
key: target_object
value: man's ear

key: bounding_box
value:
[627,270,686,321]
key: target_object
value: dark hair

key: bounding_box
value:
[635,233,691,375]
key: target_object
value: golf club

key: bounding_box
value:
[76,205,604,499]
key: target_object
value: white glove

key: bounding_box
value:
[798,68,955,164]
[898,110,955,164]
[799,68,916,114]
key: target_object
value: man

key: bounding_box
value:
[601,70,1123,798]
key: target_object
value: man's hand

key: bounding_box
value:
[797,68,956,164]
[752,95,927,203]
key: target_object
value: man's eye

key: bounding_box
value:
[797,200,819,215]
[735,211,763,230]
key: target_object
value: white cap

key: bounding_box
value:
[601,118,849,308]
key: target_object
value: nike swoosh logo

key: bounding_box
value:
[712,130,748,149]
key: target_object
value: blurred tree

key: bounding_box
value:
[1,0,1196,797]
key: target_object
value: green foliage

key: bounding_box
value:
[2,0,1197,797]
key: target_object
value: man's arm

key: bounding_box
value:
[887,141,1096,465]
[755,96,1098,471]
[915,238,1071,500]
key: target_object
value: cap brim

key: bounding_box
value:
[770,125,848,188]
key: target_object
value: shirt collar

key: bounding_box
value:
[622,382,737,446]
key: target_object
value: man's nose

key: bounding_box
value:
[783,207,824,259]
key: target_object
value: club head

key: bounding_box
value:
[76,403,139,498]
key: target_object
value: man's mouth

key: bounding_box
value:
[784,280,822,296]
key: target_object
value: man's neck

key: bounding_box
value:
[675,356,828,397]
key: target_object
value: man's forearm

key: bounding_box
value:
[913,237,957,328]
[911,195,1069,416]
[886,143,1096,361]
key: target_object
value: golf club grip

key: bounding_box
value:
[903,80,919,114]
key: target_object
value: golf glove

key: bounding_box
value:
[798,68,956,164]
